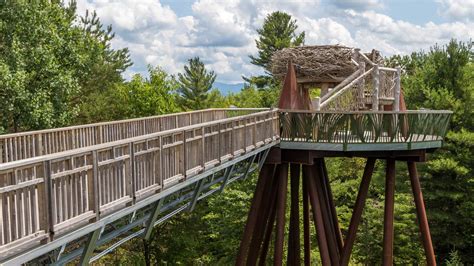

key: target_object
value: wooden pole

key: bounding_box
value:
[407,162,436,265]
[236,164,274,265]
[274,163,288,266]
[287,164,301,265]
[340,158,376,265]
[304,165,331,266]
[383,159,396,265]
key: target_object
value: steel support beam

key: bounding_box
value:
[340,158,376,265]
[274,163,288,266]
[189,179,205,212]
[79,228,102,266]
[144,198,164,240]
[408,162,436,265]
[287,163,301,266]
[383,159,396,265]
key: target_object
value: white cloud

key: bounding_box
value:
[437,0,474,21]
[74,0,474,84]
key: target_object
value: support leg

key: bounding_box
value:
[340,158,376,265]
[247,166,279,265]
[236,164,274,266]
[314,161,340,262]
[79,228,102,265]
[302,175,311,266]
[383,159,396,266]
[259,186,278,265]
[304,165,331,266]
[144,198,164,240]
[408,162,436,265]
[321,159,344,253]
[274,163,288,266]
[287,164,301,266]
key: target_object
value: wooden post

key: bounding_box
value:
[407,162,436,265]
[341,158,376,265]
[383,159,396,265]
[394,67,401,111]
[373,64,380,111]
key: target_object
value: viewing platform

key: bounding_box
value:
[0,108,451,264]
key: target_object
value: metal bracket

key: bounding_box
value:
[143,198,164,240]
[188,179,205,212]
[79,227,102,265]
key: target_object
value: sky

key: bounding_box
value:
[74,0,474,85]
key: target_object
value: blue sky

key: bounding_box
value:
[75,0,474,85]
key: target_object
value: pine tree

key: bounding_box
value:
[177,57,216,110]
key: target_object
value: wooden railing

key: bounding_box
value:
[0,110,279,256]
[279,110,452,145]
[315,50,401,111]
[0,108,267,163]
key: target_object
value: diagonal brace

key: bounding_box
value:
[143,198,164,240]
[219,165,235,193]
[188,179,205,212]
[79,228,102,266]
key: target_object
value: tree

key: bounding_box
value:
[0,1,131,132]
[177,57,217,110]
[249,11,305,73]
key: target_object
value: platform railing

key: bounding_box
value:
[0,110,279,257]
[0,108,268,163]
[279,110,452,146]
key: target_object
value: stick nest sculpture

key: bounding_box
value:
[271,45,383,82]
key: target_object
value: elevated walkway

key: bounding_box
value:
[0,108,451,264]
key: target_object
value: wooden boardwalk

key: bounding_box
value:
[0,108,451,264]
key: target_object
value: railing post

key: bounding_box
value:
[42,160,54,240]
[129,143,136,202]
[373,64,380,111]
[91,151,100,221]
[182,130,187,178]
[201,126,205,169]
[358,61,366,107]
[394,67,401,111]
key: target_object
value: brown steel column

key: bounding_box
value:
[407,162,436,265]
[321,159,344,253]
[340,158,376,265]
[314,161,340,262]
[302,175,311,266]
[236,164,274,265]
[274,163,288,266]
[287,164,301,266]
[383,159,396,266]
[259,196,277,265]
[247,166,279,265]
[304,165,331,266]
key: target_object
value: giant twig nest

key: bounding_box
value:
[271,45,382,83]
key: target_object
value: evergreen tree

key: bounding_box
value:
[249,11,305,73]
[177,57,217,110]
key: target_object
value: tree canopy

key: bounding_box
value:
[177,57,217,110]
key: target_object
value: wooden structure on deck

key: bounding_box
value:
[0,46,452,265]
[236,47,450,266]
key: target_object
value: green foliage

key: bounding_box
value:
[177,57,217,110]
[388,39,474,263]
[249,11,305,73]
[78,66,179,122]
[0,1,130,132]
